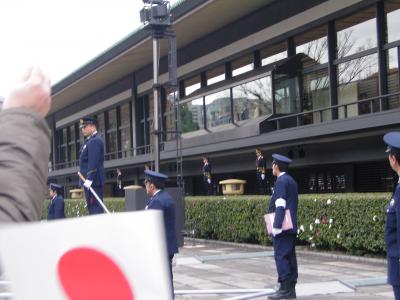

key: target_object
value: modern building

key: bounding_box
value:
[48,0,400,196]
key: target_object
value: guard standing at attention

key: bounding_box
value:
[79,117,105,215]
[144,170,178,296]
[202,156,212,195]
[47,183,65,220]
[256,148,267,194]
[267,154,298,299]
[383,132,400,300]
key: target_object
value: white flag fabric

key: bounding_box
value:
[0,210,172,300]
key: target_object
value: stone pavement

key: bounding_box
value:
[173,240,393,300]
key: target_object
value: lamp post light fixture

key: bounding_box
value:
[139,0,173,172]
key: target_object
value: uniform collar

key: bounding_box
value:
[278,172,286,177]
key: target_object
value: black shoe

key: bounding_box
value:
[268,281,296,299]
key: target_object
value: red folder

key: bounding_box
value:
[264,209,293,235]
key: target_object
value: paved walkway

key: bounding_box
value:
[174,240,392,299]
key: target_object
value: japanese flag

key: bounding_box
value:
[0,210,172,300]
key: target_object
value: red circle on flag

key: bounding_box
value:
[57,247,135,300]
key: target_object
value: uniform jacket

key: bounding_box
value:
[203,163,212,181]
[256,155,266,178]
[268,173,298,234]
[385,183,400,258]
[47,195,65,220]
[0,108,50,222]
[146,189,178,256]
[79,132,105,187]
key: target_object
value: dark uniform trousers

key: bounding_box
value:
[273,233,298,283]
[85,186,104,215]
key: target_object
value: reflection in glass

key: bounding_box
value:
[106,109,118,159]
[120,103,131,157]
[295,26,328,66]
[205,89,231,128]
[180,98,204,133]
[386,1,400,43]
[207,65,225,86]
[387,47,400,109]
[233,76,272,123]
[232,55,254,77]
[302,69,330,123]
[97,113,105,136]
[165,90,177,141]
[185,75,201,96]
[261,42,287,66]
[337,54,378,117]
[274,75,300,114]
[336,7,376,58]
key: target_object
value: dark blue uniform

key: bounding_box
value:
[79,131,105,215]
[256,154,267,194]
[203,161,212,195]
[144,170,178,297]
[384,131,400,300]
[268,172,298,284]
[47,195,65,220]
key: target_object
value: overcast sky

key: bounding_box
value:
[0,0,177,97]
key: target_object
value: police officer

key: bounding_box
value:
[383,132,400,300]
[202,156,212,195]
[267,154,298,300]
[144,170,178,296]
[47,183,65,220]
[79,117,105,215]
[256,148,267,194]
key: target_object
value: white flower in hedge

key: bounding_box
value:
[300,225,305,232]
[337,233,340,239]
[329,224,332,229]
[309,236,313,241]
[311,243,315,248]
[297,229,300,234]
[309,224,313,231]
[327,199,332,205]
[373,215,377,222]
[329,218,333,224]
[315,219,320,224]
[314,198,317,202]
[223,196,226,200]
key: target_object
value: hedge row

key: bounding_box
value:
[184,194,390,255]
[43,193,391,255]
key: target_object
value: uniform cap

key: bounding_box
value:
[272,153,292,165]
[79,117,97,128]
[49,183,63,191]
[144,170,168,183]
[384,132,400,154]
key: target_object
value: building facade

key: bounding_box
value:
[49,0,400,196]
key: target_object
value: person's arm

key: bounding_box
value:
[54,196,64,219]
[0,67,51,222]
[86,139,102,182]
[272,178,288,235]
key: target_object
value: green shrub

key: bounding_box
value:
[185,193,390,255]
[42,198,125,219]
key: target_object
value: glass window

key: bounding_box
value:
[205,89,232,128]
[97,113,105,136]
[165,89,177,141]
[232,76,272,123]
[185,75,201,96]
[302,69,330,123]
[261,42,287,66]
[68,124,77,162]
[274,74,301,114]
[386,0,400,43]
[232,54,254,77]
[180,98,204,133]
[337,53,379,117]
[60,127,67,164]
[106,109,118,159]
[387,47,400,109]
[336,7,377,58]
[295,26,328,66]
[119,103,131,157]
[207,65,225,86]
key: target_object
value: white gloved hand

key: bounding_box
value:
[207,178,211,184]
[261,174,265,180]
[83,179,93,188]
[272,228,282,237]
